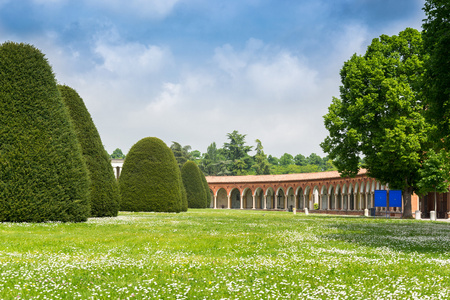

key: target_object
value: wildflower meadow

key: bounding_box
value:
[0,210,449,299]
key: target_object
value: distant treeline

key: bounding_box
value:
[111,130,337,176]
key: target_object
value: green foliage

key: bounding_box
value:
[417,149,450,195]
[119,137,183,212]
[200,171,212,208]
[314,203,319,210]
[171,142,192,169]
[223,130,253,175]
[181,161,208,208]
[111,148,126,159]
[59,85,119,217]
[422,0,450,148]
[0,42,90,222]
[253,139,271,175]
[321,28,428,218]
[279,153,294,166]
[294,154,307,166]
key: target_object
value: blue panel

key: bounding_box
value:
[389,190,402,208]
[374,190,387,207]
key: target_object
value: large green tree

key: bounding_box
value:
[119,137,183,212]
[321,28,428,218]
[253,139,271,175]
[111,148,126,159]
[171,142,192,169]
[223,130,253,175]
[422,0,450,148]
[0,42,90,222]
[59,85,119,218]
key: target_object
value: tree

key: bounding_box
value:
[321,28,428,218]
[417,149,450,213]
[181,161,208,208]
[119,137,183,212]
[279,153,294,166]
[0,42,90,222]
[306,153,323,167]
[294,154,307,166]
[268,155,279,166]
[253,139,271,175]
[171,142,192,169]
[200,170,212,208]
[223,130,253,175]
[422,0,450,148]
[59,85,119,218]
[111,148,126,159]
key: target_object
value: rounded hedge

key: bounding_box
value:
[119,137,183,212]
[0,42,90,222]
[181,161,208,208]
[59,85,119,217]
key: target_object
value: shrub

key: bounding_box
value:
[314,203,319,210]
[181,161,207,208]
[0,42,90,222]
[59,85,119,217]
[119,137,182,212]
[200,172,212,208]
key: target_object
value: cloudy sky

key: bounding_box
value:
[0,0,426,158]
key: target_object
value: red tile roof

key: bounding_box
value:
[206,169,368,184]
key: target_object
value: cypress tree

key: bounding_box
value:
[181,161,207,208]
[119,137,183,212]
[58,85,119,217]
[0,42,90,222]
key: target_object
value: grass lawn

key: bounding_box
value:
[0,209,449,299]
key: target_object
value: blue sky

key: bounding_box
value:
[0,0,426,158]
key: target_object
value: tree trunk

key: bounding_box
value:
[402,187,413,218]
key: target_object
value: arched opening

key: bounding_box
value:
[243,188,253,209]
[276,188,285,210]
[230,188,241,209]
[296,187,304,209]
[265,188,274,209]
[216,188,228,209]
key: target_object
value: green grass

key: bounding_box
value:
[0,210,449,299]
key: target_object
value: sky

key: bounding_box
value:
[0,0,426,158]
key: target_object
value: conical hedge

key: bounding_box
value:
[0,42,90,222]
[59,85,119,217]
[200,172,212,208]
[179,174,188,212]
[181,161,208,208]
[119,137,183,212]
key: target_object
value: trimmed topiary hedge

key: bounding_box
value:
[181,161,208,208]
[200,171,212,208]
[59,85,119,217]
[0,42,90,222]
[119,137,183,212]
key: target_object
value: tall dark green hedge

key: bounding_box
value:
[58,85,119,217]
[200,172,212,208]
[119,137,183,212]
[181,161,208,208]
[0,42,90,222]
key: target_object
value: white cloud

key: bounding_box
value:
[94,42,171,75]
[91,0,181,19]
